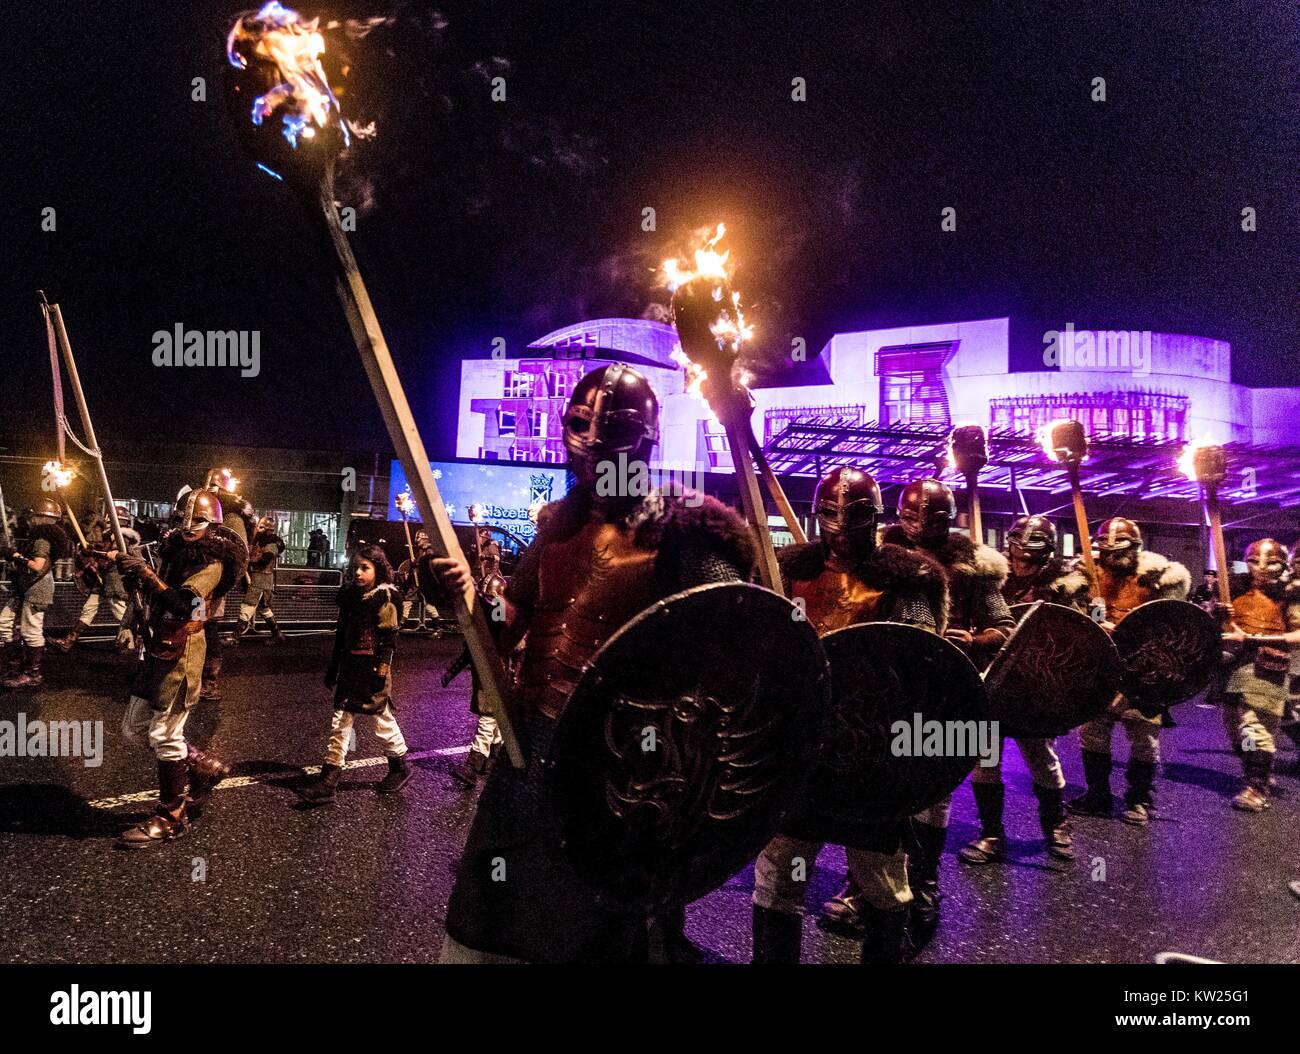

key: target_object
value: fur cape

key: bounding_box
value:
[1005,555,1091,610]
[777,540,949,631]
[159,523,249,601]
[1131,549,1191,601]
[24,520,72,561]
[881,525,1008,585]
[249,531,285,571]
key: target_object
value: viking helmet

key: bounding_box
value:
[896,478,956,545]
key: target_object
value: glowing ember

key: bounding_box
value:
[395,488,417,516]
[661,224,731,292]
[1178,436,1226,485]
[41,460,74,490]
[212,468,241,492]
[1037,418,1088,464]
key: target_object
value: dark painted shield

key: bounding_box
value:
[801,622,987,823]
[547,582,829,912]
[984,601,1123,737]
[1112,599,1222,715]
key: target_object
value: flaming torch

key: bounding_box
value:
[946,423,988,543]
[664,226,786,592]
[395,487,420,591]
[1178,438,1232,607]
[1038,419,1096,583]
[224,4,521,766]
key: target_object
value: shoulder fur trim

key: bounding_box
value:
[1136,550,1191,600]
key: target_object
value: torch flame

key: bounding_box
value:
[1178,436,1226,485]
[227,2,349,152]
[467,503,486,524]
[661,224,731,291]
[41,460,74,490]
[1037,419,1087,464]
[395,488,416,516]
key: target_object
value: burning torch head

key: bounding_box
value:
[1042,419,1089,465]
[1095,516,1143,574]
[1007,515,1057,576]
[947,424,988,476]
[225,3,350,188]
[178,489,224,539]
[1190,444,1227,488]
[671,276,744,376]
[205,468,244,499]
[897,479,957,548]
[562,365,660,487]
[815,466,883,565]
[1244,538,1288,590]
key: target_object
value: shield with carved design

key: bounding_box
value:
[1111,599,1222,715]
[546,582,829,912]
[793,622,987,828]
[984,600,1123,737]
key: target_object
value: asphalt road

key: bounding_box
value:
[1,633,1297,964]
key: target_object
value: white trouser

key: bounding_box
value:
[469,714,502,757]
[971,736,1065,789]
[78,591,128,625]
[121,695,191,762]
[325,706,407,766]
[0,596,46,647]
[753,836,912,914]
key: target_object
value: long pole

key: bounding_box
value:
[0,482,12,549]
[1065,461,1096,584]
[313,178,522,767]
[964,470,983,544]
[48,304,128,557]
[746,431,806,544]
[400,513,421,590]
[1204,483,1232,606]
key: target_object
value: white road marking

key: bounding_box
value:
[87,744,472,809]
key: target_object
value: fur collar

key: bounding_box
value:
[881,526,1008,585]
[160,523,248,598]
[1134,549,1191,600]
[778,540,949,631]
[338,581,400,609]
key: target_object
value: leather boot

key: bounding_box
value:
[199,656,222,701]
[2,645,44,689]
[451,750,488,787]
[117,760,190,849]
[817,877,865,938]
[1068,750,1114,815]
[377,753,412,794]
[752,905,802,964]
[861,903,909,964]
[187,745,231,814]
[299,763,342,805]
[1122,759,1157,825]
[1232,751,1272,812]
[265,617,285,646]
[958,782,1005,864]
[1034,783,1074,859]
[906,820,946,953]
[47,621,91,653]
[229,618,253,647]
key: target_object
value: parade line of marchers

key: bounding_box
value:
[2,2,1297,969]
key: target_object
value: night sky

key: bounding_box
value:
[2,0,1295,459]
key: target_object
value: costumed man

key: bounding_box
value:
[1070,517,1190,825]
[1220,539,1300,811]
[447,547,508,787]
[959,515,1089,866]
[1,499,70,689]
[115,489,246,848]
[1284,542,1300,757]
[430,363,756,963]
[48,506,140,654]
[824,479,1014,947]
[192,470,257,701]
[238,516,285,645]
[397,529,434,631]
[751,466,948,964]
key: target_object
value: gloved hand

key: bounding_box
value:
[116,552,149,578]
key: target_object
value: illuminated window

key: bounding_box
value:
[498,410,517,435]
